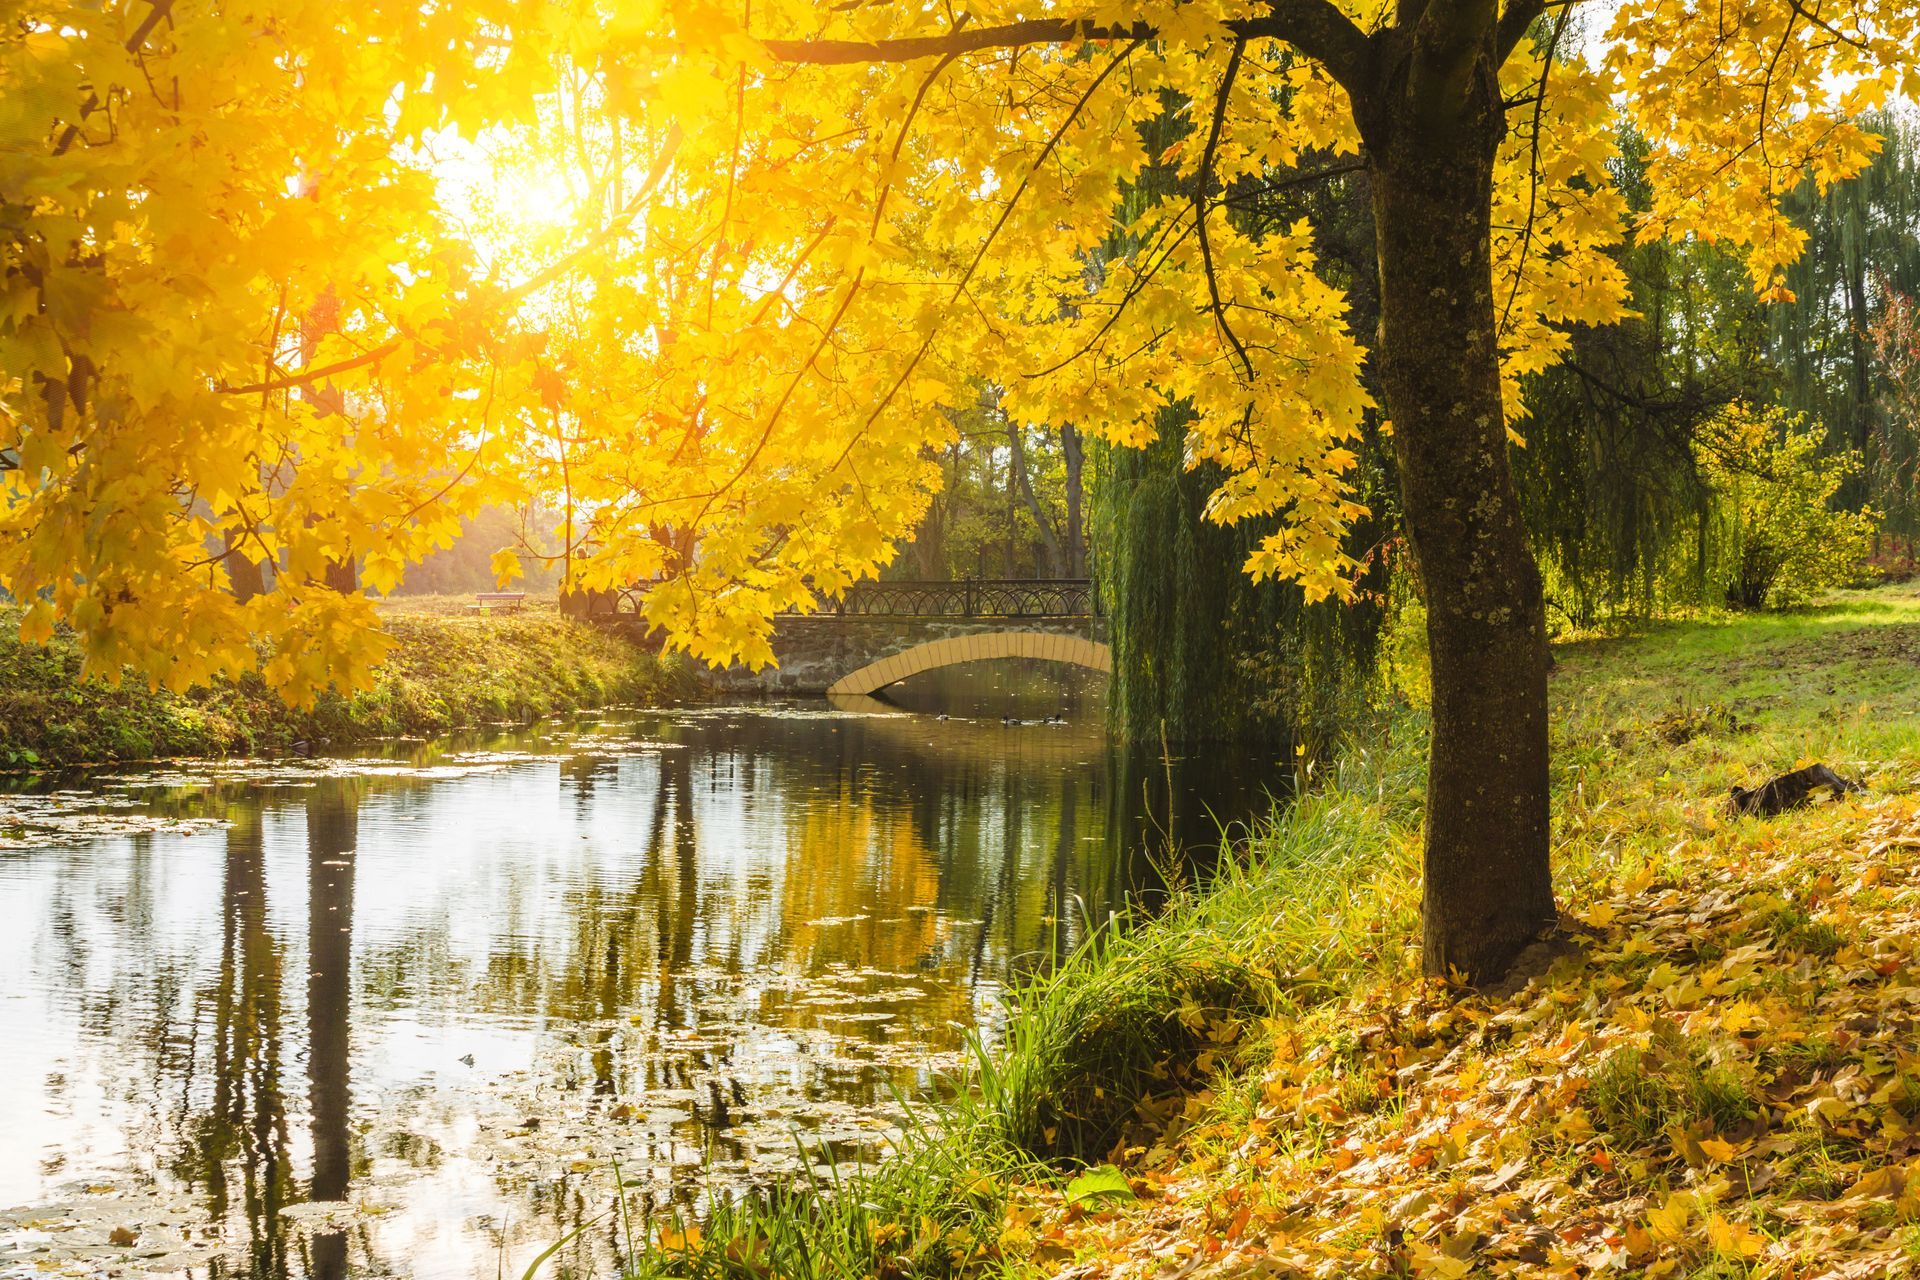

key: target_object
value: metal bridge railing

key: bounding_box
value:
[815,578,1097,619]
[588,578,1099,620]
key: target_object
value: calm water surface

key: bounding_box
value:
[0,663,1284,1279]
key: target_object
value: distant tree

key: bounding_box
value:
[1869,290,1920,543]
[893,391,1088,581]
[1772,110,1920,497]
[1708,412,1875,610]
[1515,127,1772,625]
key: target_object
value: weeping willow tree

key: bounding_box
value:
[1514,115,1920,624]
[1092,418,1391,755]
[1091,413,1393,874]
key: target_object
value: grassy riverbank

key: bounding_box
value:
[641,585,1920,1279]
[0,602,691,770]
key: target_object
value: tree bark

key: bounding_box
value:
[1360,25,1557,983]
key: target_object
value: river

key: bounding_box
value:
[0,662,1286,1279]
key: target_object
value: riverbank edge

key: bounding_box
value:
[627,585,1920,1280]
[0,606,698,771]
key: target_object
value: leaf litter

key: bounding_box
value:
[1009,791,1920,1280]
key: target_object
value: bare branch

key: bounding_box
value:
[1781,0,1870,50]
[818,40,1147,480]
[221,338,401,397]
[679,45,964,531]
[1218,157,1369,207]
[1494,0,1545,64]
[52,0,174,155]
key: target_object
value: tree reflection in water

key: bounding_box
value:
[305,789,357,1280]
[189,809,294,1279]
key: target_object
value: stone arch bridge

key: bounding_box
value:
[593,579,1109,697]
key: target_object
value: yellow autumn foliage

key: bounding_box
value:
[1,0,1909,695]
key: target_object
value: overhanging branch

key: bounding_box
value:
[1196,38,1254,380]
[761,0,1372,94]
[1496,0,1586,65]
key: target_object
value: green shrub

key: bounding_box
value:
[1708,410,1875,610]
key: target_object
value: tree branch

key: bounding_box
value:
[1196,38,1255,380]
[52,0,175,155]
[1493,0,1546,64]
[761,0,1372,94]
[1497,0,1569,338]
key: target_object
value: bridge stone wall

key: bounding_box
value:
[607,614,1108,695]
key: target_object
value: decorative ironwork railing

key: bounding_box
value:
[589,578,1098,620]
[812,578,1097,619]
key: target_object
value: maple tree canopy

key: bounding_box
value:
[0,0,1907,700]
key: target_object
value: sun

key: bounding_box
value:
[427,127,593,270]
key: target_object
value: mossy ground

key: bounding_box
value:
[636,584,1920,1280]
[0,597,691,770]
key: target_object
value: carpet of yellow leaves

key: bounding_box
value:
[1011,790,1920,1279]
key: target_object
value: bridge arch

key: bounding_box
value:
[825,630,1111,697]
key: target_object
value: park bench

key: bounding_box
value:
[469,591,526,614]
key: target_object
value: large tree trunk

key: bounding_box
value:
[1362,32,1557,983]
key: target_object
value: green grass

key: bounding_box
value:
[0,601,693,770]
[1586,1036,1761,1149]
[1552,583,1920,780]
[1548,581,1920,896]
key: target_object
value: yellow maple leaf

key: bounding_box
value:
[490,547,523,589]
[1705,1214,1764,1259]
[1697,1136,1741,1162]
[1646,1192,1692,1241]
[1407,1242,1474,1280]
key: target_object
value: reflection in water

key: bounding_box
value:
[306,791,356,1280]
[0,661,1286,1279]
[206,811,294,1278]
